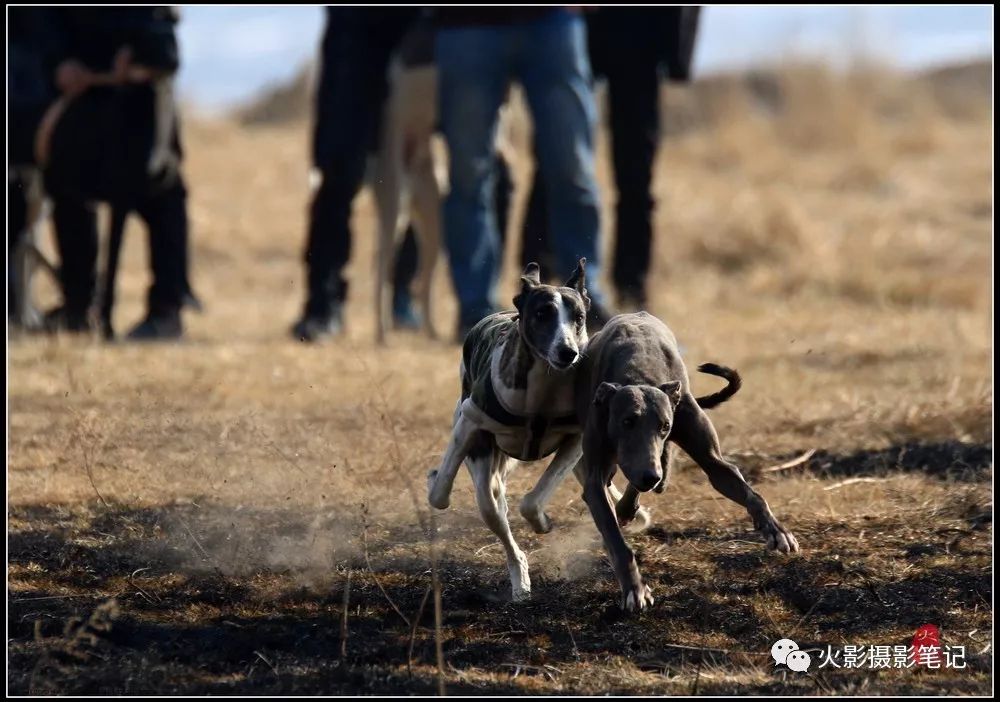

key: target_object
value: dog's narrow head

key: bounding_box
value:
[594,380,682,492]
[513,259,590,371]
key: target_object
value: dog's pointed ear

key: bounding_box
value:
[660,381,683,405]
[514,262,541,310]
[594,381,621,406]
[522,262,541,286]
[565,257,586,293]
[564,258,590,310]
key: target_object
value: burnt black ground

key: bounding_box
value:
[8,442,992,695]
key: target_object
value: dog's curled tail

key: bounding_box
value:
[694,363,742,409]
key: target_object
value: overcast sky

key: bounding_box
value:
[175,5,994,113]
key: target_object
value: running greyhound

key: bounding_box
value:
[575,312,800,611]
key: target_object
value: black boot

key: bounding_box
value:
[126,307,183,341]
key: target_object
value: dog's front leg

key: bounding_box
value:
[519,435,582,533]
[672,400,800,553]
[580,450,653,612]
[468,447,531,600]
[615,484,643,528]
[427,409,479,510]
[613,447,670,531]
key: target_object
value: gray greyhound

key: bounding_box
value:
[575,312,800,611]
[428,260,602,601]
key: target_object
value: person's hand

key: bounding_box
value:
[112,46,133,83]
[55,59,94,96]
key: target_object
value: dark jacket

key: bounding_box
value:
[25,7,183,203]
[8,7,61,164]
[42,6,181,75]
[587,6,701,82]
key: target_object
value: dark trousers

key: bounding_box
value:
[394,153,513,309]
[521,57,660,299]
[305,168,421,319]
[305,8,516,321]
[304,7,418,320]
[606,56,659,298]
[52,179,191,316]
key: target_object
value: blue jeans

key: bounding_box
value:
[437,9,604,327]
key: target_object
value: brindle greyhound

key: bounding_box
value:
[575,312,800,611]
[427,259,629,601]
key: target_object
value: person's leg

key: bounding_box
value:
[129,178,189,336]
[51,196,99,326]
[493,151,513,259]
[8,175,28,322]
[299,11,390,337]
[516,10,606,309]
[519,162,556,282]
[606,59,659,307]
[436,25,509,334]
[303,159,366,321]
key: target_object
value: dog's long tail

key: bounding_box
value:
[694,363,742,409]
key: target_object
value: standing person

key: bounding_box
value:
[8,7,57,328]
[521,6,701,310]
[292,7,420,342]
[435,7,613,339]
[27,6,198,339]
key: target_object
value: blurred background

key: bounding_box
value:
[177,6,993,114]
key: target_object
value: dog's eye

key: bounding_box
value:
[535,306,553,319]
[622,416,636,429]
[575,311,585,325]
[659,422,670,436]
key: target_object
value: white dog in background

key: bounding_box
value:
[369,19,516,344]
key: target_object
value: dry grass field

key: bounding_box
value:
[7,62,993,694]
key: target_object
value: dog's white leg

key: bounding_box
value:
[427,409,478,510]
[410,142,442,340]
[469,448,530,601]
[520,436,582,534]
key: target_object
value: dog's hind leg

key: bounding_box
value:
[520,436,582,534]
[409,141,442,340]
[671,399,800,553]
[468,441,531,601]
[372,123,405,346]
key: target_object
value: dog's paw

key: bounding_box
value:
[622,507,653,534]
[616,500,639,526]
[520,501,554,534]
[511,586,532,602]
[620,582,654,613]
[530,512,554,534]
[426,469,449,510]
[762,520,800,554]
[618,505,652,534]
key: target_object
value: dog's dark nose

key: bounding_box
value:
[556,346,578,366]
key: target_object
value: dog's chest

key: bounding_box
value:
[462,325,578,461]
[488,367,577,460]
